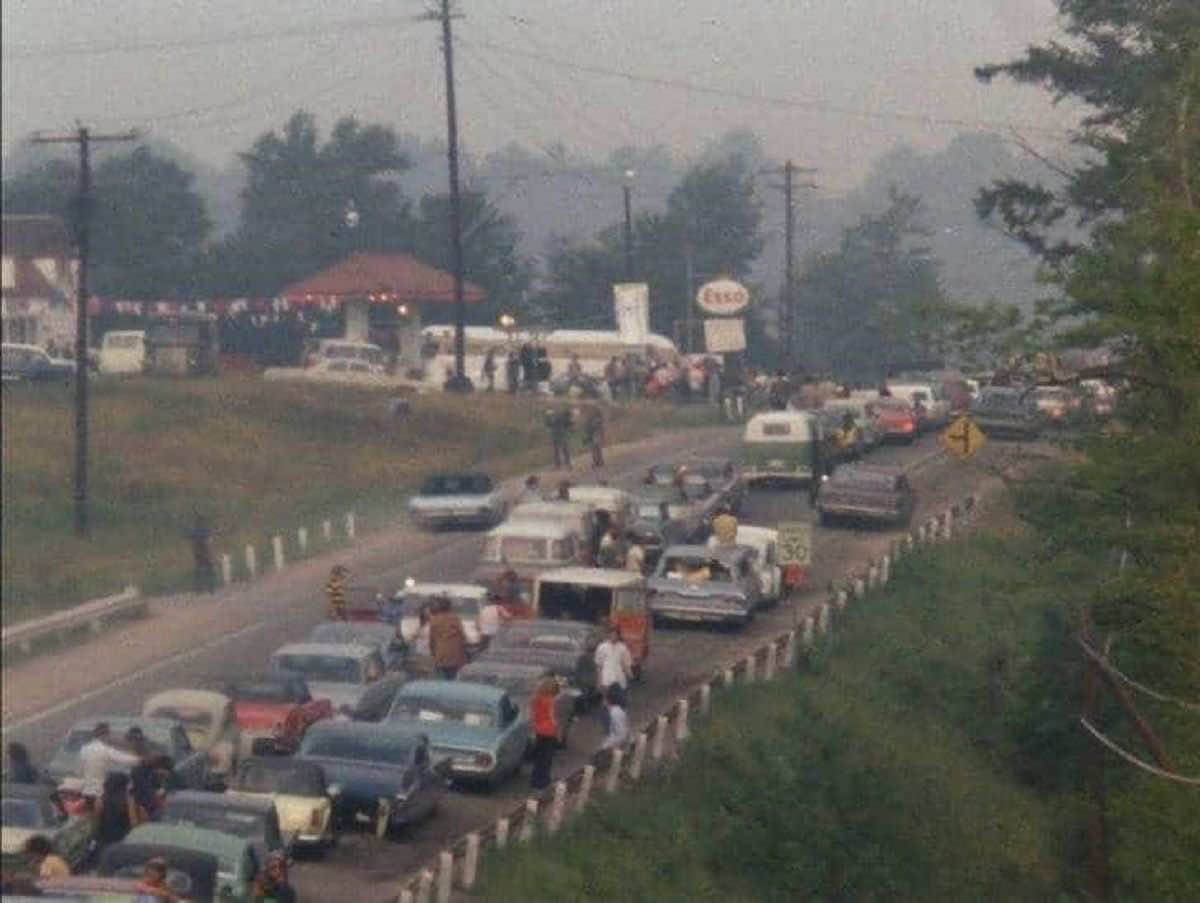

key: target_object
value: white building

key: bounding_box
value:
[1,215,79,350]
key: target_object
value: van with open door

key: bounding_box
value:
[533,567,651,678]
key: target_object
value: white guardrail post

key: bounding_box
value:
[245,544,257,580]
[576,764,595,814]
[297,526,308,554]
[629,732,648,780]
[272,535,285,571]
[345,511,356,540]
[322,519,333,542]
[462,832,480,889]
[605,748,624,794]
[700,683,712,715]
[436,851,453,903]
[651,715,668,762]
[220,554,233,587]
[518,799,538,843]
[548,781,568,833]
[675,699,690,743]
[763,644,777,681]
[415,870,433,903]
[494,816,510,849]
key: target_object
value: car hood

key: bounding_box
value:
[410,494,492,510]
[304,682,368,710]
[387,719,503,753]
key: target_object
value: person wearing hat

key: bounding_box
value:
[325,564,348,621]
[252,851,297,902]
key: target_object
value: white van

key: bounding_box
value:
[98,330,146,375]
[740,411,823,485]
[886,382,950,428]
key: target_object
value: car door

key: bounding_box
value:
[496,696,526,776]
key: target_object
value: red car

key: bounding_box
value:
[225,676,333,757]
[868,398,918,444]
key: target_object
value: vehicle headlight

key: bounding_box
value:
[327,783,342,797]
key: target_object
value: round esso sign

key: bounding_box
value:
[696,279,750,316]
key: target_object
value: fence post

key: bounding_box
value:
[297,526,308,554]
[722,666,735,688]
[462,833,480,889]
[880,553,891,586]
[700,683,712,715]
[763,644,777,681]
[220,554,233,586]
[629,732,648,780]
[606,748,624,793]
[818,603,831,636]
[245,545,257,580]
[675,699,690,743]
[272,535,285,571]
[868,563,880,590]
[495,817,510,849]
[782,631,797,668]
[837,586,849,610]
[400,889,414,903]
[345,511,356,541]
[322,519,333,542]
[743,653,757,683]
[576,764,595,814]
[802,615,815,648]
[651,715,668,762]
[943,507,954,539]
[416,871,433,903]
[853,575,866,599]
[518,799,538,843]
[548,781,568,833]
[437,851,453,903]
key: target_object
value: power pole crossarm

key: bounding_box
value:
[32,126,138,536]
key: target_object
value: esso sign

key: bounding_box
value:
[696,279,750,316]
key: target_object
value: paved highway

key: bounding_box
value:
[2,427,994,902]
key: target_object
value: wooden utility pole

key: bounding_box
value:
[763,161,816,364]
[32,125,138,536]
[1080,622,1111,901]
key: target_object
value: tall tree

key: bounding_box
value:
[2,147,211,299]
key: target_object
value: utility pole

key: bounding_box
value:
[622,171,635,281]
[684,237,696,354]
[430,0,470,391]
[763,161,816,366]
[33,125,137,536]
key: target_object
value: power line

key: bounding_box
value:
[1078,639,1200,713]
[3,14,426,60]
[1079,718,1200,785]
[457,37,1074,141]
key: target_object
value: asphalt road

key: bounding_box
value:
[3,428,990,902]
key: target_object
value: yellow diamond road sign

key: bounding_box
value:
[941,416,986,458]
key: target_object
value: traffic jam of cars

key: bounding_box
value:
[1,372,1101,898]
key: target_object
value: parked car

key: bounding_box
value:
[268,642,403,715]
[96,330,146,375]
[395,582,487,659]
[34,874,215,901]
[1030,385,1077,424]
[707,525,784,605]
[1,783,95,874]
[970,387,1042,439]
[476,619,606,703]
[224,676,334,758]
[104,824,258,902]
[533,567,652,677]
[384,681,527,788]
[632,485,710,542]
[93,844,218,901]
[507,500,599,555]
[307,621,407,673]
[297,721,447,833]
[408,472,507,529]
[474,519,586,601]
[46,717,209,790]
[625,507,691,573]
[228,757,334,853]
[740,410,824,486]
[821,398,880,452]
[159,790,283,865]
[647,544,761,627]
[141,689,240,786]
[1,342,73,383]
[868,397,919,444]
[455,660,578,747]
[887,381,951,429]
[816,464,915,527]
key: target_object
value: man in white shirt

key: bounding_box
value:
[594,626,633,694]
[78,722,140,800]
[478,595,503,648]
[625,538,646,575]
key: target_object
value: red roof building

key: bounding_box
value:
[279,252,484,306]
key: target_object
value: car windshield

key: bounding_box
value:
[274,654,362,683]
[1,798,43,829]
[485,537,549,561]
[229,682,304,704]
[391,696,498,729]
[237,763,325,796]
[420,474,493,495]
[164,803,263,839]
[302,732,413,764]
[105,334,142,349]
[146,706,215,737]
[659,555,736,583]
[492,626,582,652]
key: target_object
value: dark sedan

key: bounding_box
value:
[970,388,1042,439]
[296,722,446,838]
[816,464,915,527]
[1,343,73,384]
[159,790,284,864]
[475,619,605,704]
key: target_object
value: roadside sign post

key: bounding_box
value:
[940,416,986,459]
[777,522,813,570]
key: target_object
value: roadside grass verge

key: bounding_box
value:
[471,527,1092,902]
[1,377,720,623]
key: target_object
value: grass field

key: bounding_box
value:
[1,376,719,623]
[471,523,1095,902]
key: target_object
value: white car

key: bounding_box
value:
[408,472,508,529]
[707,525,782,606]
[142,689,241,784]
[97,330,146,374]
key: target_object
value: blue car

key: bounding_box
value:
[385,680,529,788]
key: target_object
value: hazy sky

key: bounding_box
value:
[1,1,1077,191]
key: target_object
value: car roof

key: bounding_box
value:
[732,525,777,544]
[164,790,274,816]
[239,756,323,775]
[271,642,376,658]
[404,583,488,598]
[747,410,813,424]
[125,823,251,860]
[398,679,507,705]
[661,544,750,560]
[144,689,229,709]
[841,463,905,476]
[488,520,575,539]
[536,567,642,588]
[511,500,593,517]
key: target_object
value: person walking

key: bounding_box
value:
[5,742,39,784]
[596,526,623,568]
[601,685,630,751]
[125,727,166,819]
[325,565,348,621]
[529,675,560,790]
[505,350,521,394]
[186,511,216,593]
[78,723,140,806]
[546,406,573,469]
[428,596,468,679]
[594,625,633,696]
[481,347,497,392]
[23,835,71,880]
[252,851,297,902]
[582,404,606,468]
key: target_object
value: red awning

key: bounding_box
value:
[278,252,484,306]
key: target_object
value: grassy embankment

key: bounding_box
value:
[474,502,1111,902]
[1,377,720,623]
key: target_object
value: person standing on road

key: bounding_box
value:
[546,406,573,469]
[186,511,216,593]
[582,404,606,469]
[79,723,141,805]
[624,535,646,575]
[601,685,630,751]
[5,742,39,784]
[529,676,560,790]
[95,772,145,850]
[481,347,497,392]
[325,565,348,621]
[594,625,633,697]
[428,596,468,679]
[505,350,521,394]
